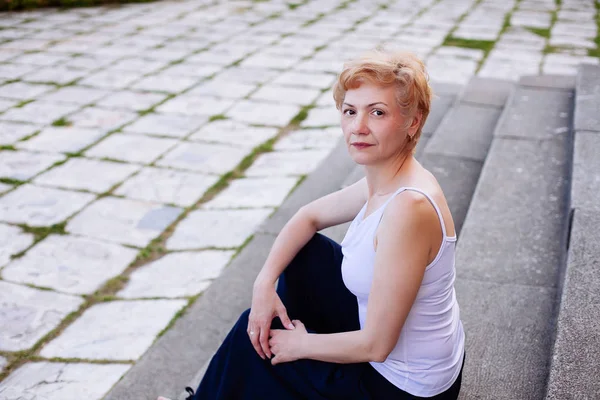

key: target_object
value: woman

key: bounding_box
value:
[161,49,465,400]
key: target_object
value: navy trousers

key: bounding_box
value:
[191,233,463,400]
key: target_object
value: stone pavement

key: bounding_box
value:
[0,0,598,398]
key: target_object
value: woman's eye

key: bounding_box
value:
[372,109,384,116]
[343,109,355,115]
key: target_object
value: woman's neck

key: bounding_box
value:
[364,154,415,199]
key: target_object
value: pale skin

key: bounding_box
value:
[247,81,457,366]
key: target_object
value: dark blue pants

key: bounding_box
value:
[192,233,463,399]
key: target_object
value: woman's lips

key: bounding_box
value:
[351,143,373,149]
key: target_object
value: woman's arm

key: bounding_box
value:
[270,191,438,364]
[250,177,368,359]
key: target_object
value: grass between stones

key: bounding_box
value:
[442,37,496,53]
[51,117,72,127]
[591,1,600,58]
[526,27,551,38]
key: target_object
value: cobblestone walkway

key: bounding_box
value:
[0,0,598,398]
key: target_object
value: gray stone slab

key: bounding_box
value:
[167,208,273,250]
[425,104,501,161]
[0,121,41,145]
[421,154,483,236]
[157,95,236,117]
[574,64,600,133]
[0,150,64,181]
[455,278,556,400]
[3,235,137,295]
[0,223,34,267]
[68,107,138,132]
[496,87,573,140]
[0,184,95,226]
[227,100,301,127]
[0,362,131,400]
[459,77,513,107]
[67,197,183,247]
[422,96,455,136]
[0,82,55,100]
[1,101,80,125]
[519,74,576,91]
[37,86,111,106]
[118,250,236,299]
[571,131,600,214]
[96,90,168,112]
[156,142,249,175]
[546,209,600,399]
[274,128,342,151]
[189,120,278,149]
[86,133,179,164]
[245,150,331,177]
[456,137,569,287]
[16,126,106,154]
[114,167,219,208]
[34,158,140,193]
[104,233,276,400]
[124,114,208,138]
[0,280,84,351]
[40,299,187,360]
[203,177,300,209]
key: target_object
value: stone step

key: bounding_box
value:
[455,75,575,399]
[545,65,600,399]
[421,77,512,234]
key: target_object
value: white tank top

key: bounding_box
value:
[341,186,465,397]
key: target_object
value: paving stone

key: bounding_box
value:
[274,128,342,150]
[271,70,336,89]
[435,46,485,61]
[86,133,178,164]
[38,86,111,105]
[0,82,55,100]
[245,150,330,177]
[22,66,87,85]
[0,121,40,145]
[250,85,322,105]
[0,362,131,400]
[79,69,143,89]
[114,167,219,207]
[40,299,186,360]
[204,177,299,209]
[156,142,249,175]
[226,100,301,127]
[16,126,105,154]
[301,106,340,127]
[544,53,599,67]
[186,79,257,99]
[132,73,199,93]
[62,54,116,71]
[0,62,37,80]
[157,95,236,117]
[125,113,207,138]
[0,281,84,351]
[67,197,183,247]
[34,158,140,193]
[68,107,138,131]
[0,182,10,193]
[0,101,80,125]
[96,90,169,112]
[216,67,283,85]
[0,223,34,267]
[167,208,272,250]
[118,250,235,299]
[160,63,221,79]
[109,57,168,74]
[294,58,344,74]
[549,35,596,49]
[12,51,70,66]
[188,48,249,66]
[511,10,552,28]
[479,58,541,81]
[0,150,64,180]
[0,98,18,112]
[0,184,95,226]
[189,120,278,148]
[3,235,138,295]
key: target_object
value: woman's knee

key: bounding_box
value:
[287,233,339,273]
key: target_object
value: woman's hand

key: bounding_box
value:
[269,320,308,365]
[248,282,295,360]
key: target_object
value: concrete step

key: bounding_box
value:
[421,77,512,234]
[455,75,575,399]
[546,65,600,400]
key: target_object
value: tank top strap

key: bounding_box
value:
[380,186,449,239]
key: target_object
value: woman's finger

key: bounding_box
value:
[248,326,265,360]
[259,323,272,359]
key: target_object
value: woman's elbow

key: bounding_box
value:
[364,336,392,363]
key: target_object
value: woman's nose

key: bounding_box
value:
[353,113,369,134]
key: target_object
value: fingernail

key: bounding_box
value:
[288,324,295,329]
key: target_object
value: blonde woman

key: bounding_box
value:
[163,49,465,400]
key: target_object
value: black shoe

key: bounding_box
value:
[185,387,195,400]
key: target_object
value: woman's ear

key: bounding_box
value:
[408,111,422,136]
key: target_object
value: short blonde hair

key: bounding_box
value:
[333,49,433,152]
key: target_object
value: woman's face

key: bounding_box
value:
[340,82,414,166]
